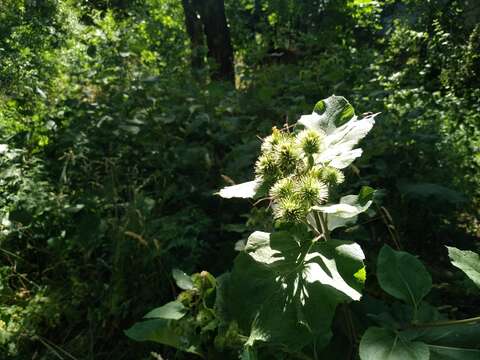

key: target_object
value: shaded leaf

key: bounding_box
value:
[172,268,194,290]
[447,247,480,288]
[144,301,187,320]
[429,346,480,360]
[125,319,202,357]
[397,182,466,205]
[359,327,429,360]
[377,245,432,309]
[404,322,480,349]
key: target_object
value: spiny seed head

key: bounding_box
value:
[261,127,284,152]
[308,166,323,179]
[320,166,345,185]
[270,177,295,200]
[309,166,345,185]
[296,175,328,205]
[255,152,278,178]
[296,129,324,155]
[261,135,274,153]
[274,136,301,175]
[273,196,306,223]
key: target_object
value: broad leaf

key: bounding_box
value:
[218,180,259,199]
[359,327,429,360]
[447,247,480,288]
[144,301,187,320]
[397,182,466,205]
[377,245,432,309]
[404,322,480,349]
[220,230,365,351]
[367,302,444,330]
[403,322,480,359]
[311,186,374,231]
[429,346,480,360]
[298,95,377,169]
[300,95,355,133]
[240,347,258,360]
[172,268,194,290]
[125,319,202,357]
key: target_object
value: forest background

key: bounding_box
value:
[0,0,479,359]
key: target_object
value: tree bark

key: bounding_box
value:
[181,0,205,72]
[182,0,235,83]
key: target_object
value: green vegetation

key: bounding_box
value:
[0,0,479,359]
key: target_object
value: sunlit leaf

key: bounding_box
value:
[300,96,355,132]
[218,180,259,199]
[219,230,365,351]
[311,186,374,231]
[298,96,376,169]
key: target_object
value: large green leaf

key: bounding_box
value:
[312,186,374,231]
[428,346,480,360]
[397,182,466,205]
[218,180,259,199]
[240,347,258,360]
[301,95,355,132]
[298,95,376,169]
[144,301,187,320]
[172,268,194,290]
[377,245,432,309]
[447,247,480,288]
[220,230,365,351]
[361,314,480,360]
[402,322,480,359]
[359,327,429,360]
[125,319,202,357]
[404,322,480,349]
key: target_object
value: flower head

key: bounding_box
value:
[261,127,285,153]
[255,152,279,179]
[296,129,324,155]
[273,196,307,223]
[317,166,345,185]
[218,95,377,229]
[296,175,328,205]
[270,177,295,200]
[274,135,301,175]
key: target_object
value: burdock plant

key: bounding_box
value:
[127,96,480,359]
[217,95,378,356]
[127,96,379,359]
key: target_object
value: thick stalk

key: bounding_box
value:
[408,315,480,329]
[313,211,323,235]
[318,212,330,241]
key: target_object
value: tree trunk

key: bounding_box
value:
[182,0,235,83]
[181,0,205,72]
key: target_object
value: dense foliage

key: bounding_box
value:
[0,0,478,359]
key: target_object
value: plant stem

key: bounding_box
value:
[408,315,480,329]
[304,219,320,236]
[313,211,325,240]
[318,212,330,241]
